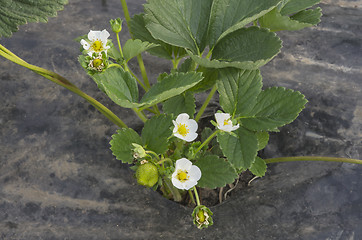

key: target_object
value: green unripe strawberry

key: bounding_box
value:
[136,163,159,187]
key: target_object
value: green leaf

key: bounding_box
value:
[178,58,194,73]
[256,131,269,151]
[217,128,258,170]
[290,8,322,25]
[110,128,142,164]
[162,91,196,117]
[217,68,262,116]
[280,0,320,15]
[189,67,219,93]
[141,115,173,154]
[107,41,123,63]
[240,87,308,131]
[92,67,141,108]
[144,0,213,54]
[207,0,281,47]
[130,14,173,59]
[259,3,322,32]
[195,155,238,189]
[0,0,68,38]
[249,157,267,177]
[122,39,158,62]
[211,27,282,68]
[140,72,203,109]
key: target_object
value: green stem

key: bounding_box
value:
[115,33,147,91]
[0,45,128,128]
[156,158,173,165]
[188,189,196,205]
[120,0,151,90]
[193,186,201,206]
[145,151,160,161]
[195,84,218,122]
[133,108,147,122]
[264,156,362,165]
[194,130,219,155]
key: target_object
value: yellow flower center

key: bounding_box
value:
[177,123,189,137]
[223,119,230,126]
[91,40,103,52]
[197,210,206,223]
[92,59,103,68]
[177,170,189,182]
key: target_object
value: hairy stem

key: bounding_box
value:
[264,156,362,165]
[0,44,128,128]
[195,84,218,122]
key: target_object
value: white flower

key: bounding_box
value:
[172,113,198,142]
[171,158,201,190]
[80,29,110,56]
[215,112,239,132]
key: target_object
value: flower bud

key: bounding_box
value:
[132,143,147,159]
[136,163,159,188]
[110,18,123,33]
[192,205,213,229]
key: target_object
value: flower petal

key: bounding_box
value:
[171,177,184,190]
[100,29,110,42]
[186,119,198,132]
[183,179,198,190]
[176,113,190,123]
[80,39,90,50]
[175,158,192,171]
[184,132,198,142]
[189,165,202,181]
[88,30,98,41]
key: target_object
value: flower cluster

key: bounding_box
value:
[169,112,239,191]
[80,29,110,72]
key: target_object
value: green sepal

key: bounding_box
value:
[110,128,142,164]
[192,205,213,229]
[195,155,238,189]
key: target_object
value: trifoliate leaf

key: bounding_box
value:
[217,68,262,116]
[217,128,258,170]
[162,91,196,117]
[259,0,322,32]
[140,72,203,110]
[0,0,68,38]
[92,67,141,108]
[240,87,308,131]
[110,128,142,164]
[144,0,213,54]
[212,27,282,68]
[207,0,281,47]
[280,0,320,16]
[195,155,238,189]
[141,115,173,155]
[249,157,267,177]
[256,131,269,151]
[122,39,158,62]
